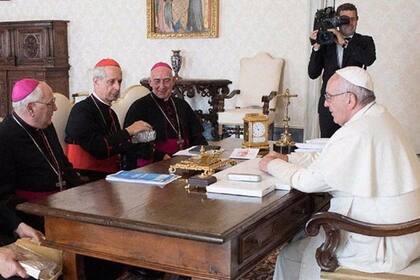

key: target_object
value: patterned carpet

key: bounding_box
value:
[117,249,279,280]
[240,248,279,280]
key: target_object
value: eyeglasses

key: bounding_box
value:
[324,91,349,101]
[151,78,172,86]
[33,97,56,107]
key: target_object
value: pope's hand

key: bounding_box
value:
[126,121,152,136]
[0,247,28,279]
[15,222,45,244]
[259,152,288,172]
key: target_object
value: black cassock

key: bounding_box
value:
[124,93,207,168]
[0,113,81,233]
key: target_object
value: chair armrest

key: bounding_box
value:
[225,89,240,99]
[214,89,240,113]
[305,212,420,272]
[261,91,277,114]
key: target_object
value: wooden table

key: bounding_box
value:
[140,78,232,139]
[17,140,328,279]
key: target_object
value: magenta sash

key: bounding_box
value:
[16,190,58,202]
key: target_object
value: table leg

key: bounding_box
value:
[63,251,85,280]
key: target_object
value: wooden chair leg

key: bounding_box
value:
[269,123,275,140]
[235,125,241,138]
[218,124,224,139]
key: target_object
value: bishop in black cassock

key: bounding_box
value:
[65,58,153,182]
[0,79,81,236]
[124,62,207,168]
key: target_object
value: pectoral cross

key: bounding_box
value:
[177,136,184,149]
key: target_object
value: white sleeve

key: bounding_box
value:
[267,158,333,193]
[288,152,320,168]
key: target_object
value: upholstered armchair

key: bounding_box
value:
[305,212,420,279]
[217,52,284,138]
[112,85,149,127]
[51,93,72,151]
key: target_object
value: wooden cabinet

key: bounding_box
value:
[0,20,69,118]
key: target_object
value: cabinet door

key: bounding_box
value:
[14,26,50,66]
[0,71,8,118]
[0,27,14,66]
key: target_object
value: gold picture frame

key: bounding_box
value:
[147,0,219,39]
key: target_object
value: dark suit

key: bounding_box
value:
[308,32,376,137]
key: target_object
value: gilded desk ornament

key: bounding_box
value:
[169,146,236,177]
[273,89,298,154]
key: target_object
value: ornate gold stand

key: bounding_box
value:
[169,146,236,177]
[273,89,298,154]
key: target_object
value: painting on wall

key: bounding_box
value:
[147,0,219,39]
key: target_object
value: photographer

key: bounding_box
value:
[308,3,376,137]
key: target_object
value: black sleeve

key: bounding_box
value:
[0,138,22,233]
[347,36,376,67]
[183,101,208,146]
[308,47,325,79]
[66,103,131,159]
[124,98,158,164]
[0,201,22,234]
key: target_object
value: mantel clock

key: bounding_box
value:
[242,113,269,150]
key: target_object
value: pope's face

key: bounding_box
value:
[94,66,122,104]
[339,10,358,37]
[324,75,352,126]
[149,66,174,101]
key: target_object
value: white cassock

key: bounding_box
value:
[266,102,420,280]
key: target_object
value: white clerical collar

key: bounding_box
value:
[92,92,111,106]
[344,101,376,126]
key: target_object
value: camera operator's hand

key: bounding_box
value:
[125,120,152,136]
[328,28,347,47]
[310,30,321,51]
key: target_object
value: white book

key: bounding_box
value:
[206,158,290,197]
[206,181,275,197]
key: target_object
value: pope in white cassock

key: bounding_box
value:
[259,66,420,280]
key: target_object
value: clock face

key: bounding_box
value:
[252,122,266,141]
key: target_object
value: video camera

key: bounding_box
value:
[313,6,350,45]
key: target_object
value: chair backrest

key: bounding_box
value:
[71,91,89,104]
[112,85,149,127]
[236,52,284,109]
[51,93,72,151]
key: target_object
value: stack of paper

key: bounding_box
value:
[294,138,329,153]
[206,158,290,197]
[106,170,180,186]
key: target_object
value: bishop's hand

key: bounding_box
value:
[126,120,152,136]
